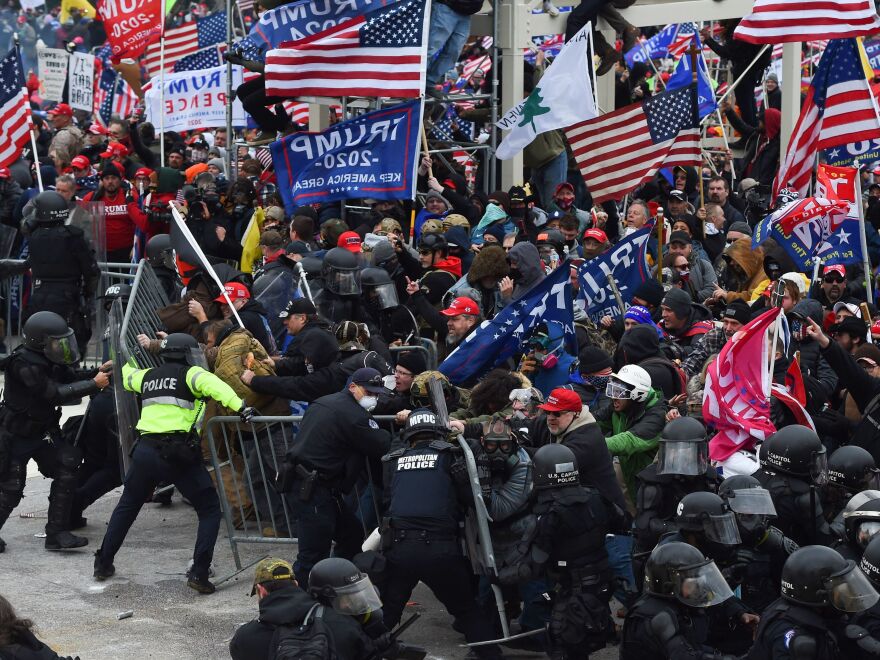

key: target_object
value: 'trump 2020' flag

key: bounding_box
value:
[576,226,651,321]
[495,22,596,160]
[439,265,575,385]
[265,0,428,99]
[665,30,717,119]
[734,0,880,44]
[97,0,162,63]
[270,100,421,213]
[774,38,880,198]
[566,85,701,204]
[624,23,677,67]
[0,48,33,168]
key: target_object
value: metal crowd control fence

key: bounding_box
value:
[119,260,170,369]
[206,414,398,571]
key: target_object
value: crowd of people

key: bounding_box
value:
[2,0,880,659]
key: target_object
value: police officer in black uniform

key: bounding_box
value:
[837,498,880,561]
[753,426,835,547]
[718,474,798,613]
[379,408,502,658]
[620,542,740,660]
[825,445,880,535]
[313,247,364,324]
[633,417,719,581]
[848,537,880,656]
[277,368,391,586]
[145,233,182,303]
[0,311,109,552]
[749,545,880,660]
[20,191,100,351]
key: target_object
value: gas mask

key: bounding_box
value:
[481,417,517,472]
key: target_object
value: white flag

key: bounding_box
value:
[495,23,597,160]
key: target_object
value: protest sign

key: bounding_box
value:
[68,52,95,112]
[576,227,651,321]
[37,47,69,103]
[144,65,245,133]
[271,100,421,212]
[97,0,163,63]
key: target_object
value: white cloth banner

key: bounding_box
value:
[495,23,597,160]
[144,65,245,133]
[20,0,45,10]
[68,52,95,112]
[37,47,70,103]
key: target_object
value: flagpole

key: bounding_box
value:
[159,9,166,166]
[688,44,704,212]
[29,129,43,192]
[587,21,598,104]
[715,44,771,107]
[226,0,234,180]
[655,206,664,283]
[854,159,874,303]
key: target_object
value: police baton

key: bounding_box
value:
[364,613,424,660]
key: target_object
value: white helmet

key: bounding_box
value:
[606,364,652,402]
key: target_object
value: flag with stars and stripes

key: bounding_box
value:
[94,66,117,126]
[735,0,880,44]
[668,22,699,58]
[143,12,227,81]
[265,0,429,98]
[0,47,34,168]
[173,44,226,72]
[439,264,575,386]
[431,105,476,142]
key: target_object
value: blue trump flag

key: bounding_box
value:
[577,226,651,322]
[624,23,677,67]
[665,32,717,119]
[439,266,575,385]
[270,100,421,213]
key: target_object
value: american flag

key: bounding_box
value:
[237,0,254,13]
[265,0,428,98]
[431,105,475,142]
[735,0,880,44]
[461,54,491,80]
[143,12,227,81]
[668,22,699,58]
[565,85,701,205]
[774,38,880,198]
[0,47,33,168]
[173,44,226,72]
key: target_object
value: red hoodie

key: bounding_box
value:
[432,255,462,278]
[83,187,149,252]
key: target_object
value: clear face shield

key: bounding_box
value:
[725,488,778,516]
[672,560,735,607]
[827,564,880,612]
[858,521,880,548]
[606,379,634,400]
[701,512,742,545]
[811,449,829,486]
[329,268,362,296]
[158,247,177,272]
[329,575,384,616]
[185,346,209,369]
[44,329,80,365]
[371,282,399,310]
[657,440,709,476]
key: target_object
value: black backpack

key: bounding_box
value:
[269,603,337,660]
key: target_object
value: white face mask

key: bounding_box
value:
[359,395,378,412]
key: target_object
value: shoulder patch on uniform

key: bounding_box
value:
[784,629,796,649]
[429,440,454,451]
[368,418,379,429]
[382,448,406,462]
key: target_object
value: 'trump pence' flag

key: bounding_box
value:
[576,226,651,321]
[439,265,575,385]
[495,23,596,160]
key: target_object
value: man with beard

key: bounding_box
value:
[816,264,849,312]
[682,300,751,378]
[83,162,148,263]
[707,175,746,229]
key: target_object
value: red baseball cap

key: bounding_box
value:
[214,282,250,302]
[47,103,73,117]
[440,296,479,317]
[823,265,846,278]
[134,167,154,179]
[71,155,90,169]
[0,167,10,179]
[583,228,607,243]
[538,388,582,413]
[88,123,108,135]
[337,231,362,253]
[100,142,129,158]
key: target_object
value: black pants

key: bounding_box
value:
[74,389,122,519]
[24,283,91,352]
[237,76,288,132]
[382,536,502,659]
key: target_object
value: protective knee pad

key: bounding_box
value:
[0,461,27,510]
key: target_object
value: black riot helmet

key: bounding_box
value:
[401,408,444,445]
[644,541,734,607]
[535,228,566,261]
[321,247,361,296]
[844,498,880,549]
[360,266,398,310]
[533,443,579,490]
[99,283,133,312]
[782,545,879,612]
[761,425,828,485]
[675,491,742,545]
[308,558,383,616]
[417,232,449,258]
[146,234,176,271]
[829,446,880,494]
[32,191,69,225]
[158,333,202,366]
[719,474,777,544]
[860,536,880,589]
[657,417,709,476]
[22,311,79,364]
[370,241,402,279]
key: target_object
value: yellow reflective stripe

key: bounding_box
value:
[188,367,206,394]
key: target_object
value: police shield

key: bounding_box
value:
[69,200,107,264]
[253,268,300,339]
[109,298,139,476]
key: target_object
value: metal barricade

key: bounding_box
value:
[205,414,398,571]
[388,343,435,371]
[119,260,170,369]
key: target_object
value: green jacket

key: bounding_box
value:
[123,361,244,435]
[598,388,667,497]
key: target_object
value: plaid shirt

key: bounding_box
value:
[682,326,728,379]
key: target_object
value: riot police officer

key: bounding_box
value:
[633,417,719,579]
[838,497,880,561]
[145,233,182,302]
[718,474,797,613]
[20,191,100,351]
[620,542,739,660]
[93,333,256,593]
[753,425,834,546]
[360,266,415,344]
[749,545,880,659]
[0,311,109,552]
[379,409,502,658]
[825,446,880,532]
[848,537,880,654]
[314,247,364,323]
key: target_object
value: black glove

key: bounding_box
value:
[238,404,258,423]
[224,49,245,65]
[125,194,135,205]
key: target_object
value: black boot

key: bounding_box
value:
[186,567,215,594]
[46,530,88,550]
[45,481,88,550]
[0,536,5,553]
[94,551,115,580]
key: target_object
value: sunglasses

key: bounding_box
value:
[824,275,845,284]
[674,264,689,271]
[545,410,571,418]
[418,249,432,256]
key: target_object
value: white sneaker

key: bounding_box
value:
[543,1,560,16]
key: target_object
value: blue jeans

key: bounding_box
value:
[605,534,636,604]
[530,149,568,209]
[426,3,472,87]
